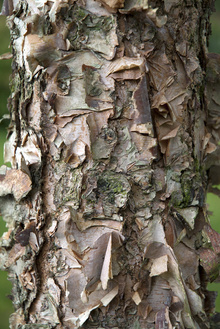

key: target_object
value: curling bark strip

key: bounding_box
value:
[0,0,220,328]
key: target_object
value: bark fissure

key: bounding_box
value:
[0,0,220,328]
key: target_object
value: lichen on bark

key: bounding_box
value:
[0,0,220,328]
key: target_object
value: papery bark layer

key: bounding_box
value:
[0,0,220,328]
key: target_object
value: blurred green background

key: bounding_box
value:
[0,3,13,329]
[205,0,220,316]
[0,1,220,328]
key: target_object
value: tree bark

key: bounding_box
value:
[0,0,220,328]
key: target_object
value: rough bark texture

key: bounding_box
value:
[0,0,220,328]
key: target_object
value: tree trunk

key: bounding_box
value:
[0,0,220,328]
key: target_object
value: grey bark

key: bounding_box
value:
[0,0,220,328]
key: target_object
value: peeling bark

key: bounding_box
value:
[0,0,220,328]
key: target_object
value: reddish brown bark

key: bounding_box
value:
[0,0,220,328]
